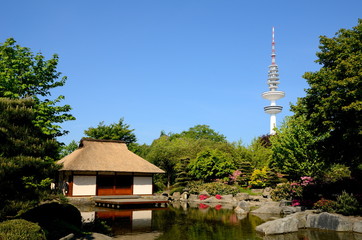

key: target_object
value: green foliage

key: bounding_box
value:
[270,116,323,180]
[169,124,227,142]
[0,98,60,159]
[21,202,82,240]
[84,117,137,143]
[0,219,46,240]
[248,167,268,188]
[236,161,253,187]
[271,182,303,201]
[0,38,75,137]
[173,158,191,192]
[246,138,273,169]
[0,98,60,219]
[189,149,236,182]
[313,199,337,213]
[59,140,78,158]
[188,181,239,195]
[323,164,351,183]
[291,20,362,169]
[335,191,360,216]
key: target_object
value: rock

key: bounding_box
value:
[180,192,189,201]
[221,194,234,202]
[235,206,247,214]
[172,192,181,201]
[236,201,250,212]
[188,194,198,201]
[262,187,273,198]
[251,201,282,214]
[235,193,250,201]
[281,206,302,215]
[199,190,209,196]
[256,214,299,235]
[204,196,219,203]
[353,221,362,233]
[279,200,292,207]
[306,212,354,232]
[248,195,265,202]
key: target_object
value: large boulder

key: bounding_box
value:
[180,192,189,201]
[262,187,273,198]
[235,201,250,215]
[256,214,299,235]
[306,212,354,232]
[237,201,250,212]
[235,193,250,201]
[251,201,282,214]
[220,194,234,202]
[172,192,181,201]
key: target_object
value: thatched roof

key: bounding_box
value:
[57,139,164,174]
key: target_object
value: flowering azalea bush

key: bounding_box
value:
[313,198,337,212]
[215,194,222,200]
[271,176,313,202]
[199,194,209,200]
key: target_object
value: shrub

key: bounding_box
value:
[0,219,46,240]
[249,168,268,188]
[323,164,351,183]
[188,181,239,195]
[271,182,303,201]
[21,202,82,240]
[313,198,337,212]
[335,191,360,216]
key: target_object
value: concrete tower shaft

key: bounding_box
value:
[262,27,285,134]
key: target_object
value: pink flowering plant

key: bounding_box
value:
[215,194,222,200]
[199,194,209,200]
[271,176,314,202]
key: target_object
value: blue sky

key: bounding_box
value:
[1,1,361,146]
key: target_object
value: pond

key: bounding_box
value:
[78,203,361,240]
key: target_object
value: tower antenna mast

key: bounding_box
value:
[262,27,285,134]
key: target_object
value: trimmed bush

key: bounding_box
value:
[0,219,46,240]
[313,198,337,212]
[335,191,360,216]
[21,202,82,240]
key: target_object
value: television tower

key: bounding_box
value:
[262,27,285,134]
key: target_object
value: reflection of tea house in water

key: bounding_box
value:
[57,138,164,196]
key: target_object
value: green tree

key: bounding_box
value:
[84,118,137,144]
[188,149,236,182]
[170,124,227,142]
[246,137,273,169]
[0,98,59,219]
[270,116,323,179]
[291,20,362,169]
[0,38,75,137]
[59,140,79,159]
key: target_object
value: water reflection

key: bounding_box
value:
[78,203,362,240]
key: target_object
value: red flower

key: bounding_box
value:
[215,194,222,200]
[199,194,209,200]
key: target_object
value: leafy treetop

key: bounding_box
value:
[291,19,362,168]
[169,124,227,142]
[84,118,137,144]
[0,38,75,137]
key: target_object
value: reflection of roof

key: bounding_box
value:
[57,138,164,174]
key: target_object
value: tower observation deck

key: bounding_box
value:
[262,27,285,134]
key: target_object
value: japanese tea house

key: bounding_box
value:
[57,138,164,197]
